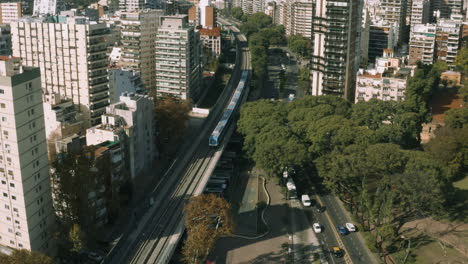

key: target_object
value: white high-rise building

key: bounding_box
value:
[410,0,430,25]
[33,0,64,15]
[120,10,164,94]
[280,0,313,38]
[408,23,436,65]
[119,0,144,11]
[0,57,55,255]
[11,16,110,127]
[0,3,22,24]
[155,15,202,101]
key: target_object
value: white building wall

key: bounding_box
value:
[0,62,55,255]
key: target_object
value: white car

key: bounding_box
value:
[313,223,322,233]
[301,194,312,207]
[345,223,356,232]
[286,178,296,191]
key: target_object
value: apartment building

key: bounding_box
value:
[108,66,145,103]
[155,15,202,101]
[408,23,436,65]
[410,0,430,25]
[356,53,413,102]
[11,16,110,126]
[0,57,55,255]
[120,10,164,94]
[435,19,462,64]
[380,0,407,44]
[43,93,84,141]
[432,0,463,19]
[199,27,221,56]
[33,0,64,15]
[0,25,11,56]
[119,0,145,12]
[310,0,359,101]
[280,0,313,38]
[368,22,398,63]
[86,93,155,179]
[0,2,22,24]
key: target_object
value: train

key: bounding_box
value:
[209,70,250,147]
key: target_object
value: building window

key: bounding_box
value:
[18,243,23,248]
[12,195,16,200]
[9,183,14,188]
[4,204,9,209]
[1,180,5,184]
[15,232,20,237]
[0,89,4,94]
[3,193,7,197]
[13,207,17,212]
[9,240,14,245]
[14,220,19,224]
[0,103,5,108]
[6,217,10,221]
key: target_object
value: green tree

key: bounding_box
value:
[240,22,259,38]
[155,96,192,154]
[259,26,286,46]
[298,67,310,95]
[246,12,272,29]
[182,194,234,264]
[69,224,85,253]
[444,107,468,129]
[230,7,244,20]
[287,35,311,58]
[0,249,52,264]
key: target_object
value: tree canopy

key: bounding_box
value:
[182,194,234,264]
[287,35,311,58]
[0,250,52,264]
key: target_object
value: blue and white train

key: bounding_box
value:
[209,70,250,147]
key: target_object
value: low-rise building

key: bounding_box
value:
[43,93,84,141]
[199,27,221,56]
[440,70,462,87]
[356,52,414,103]
[108,67,145,103]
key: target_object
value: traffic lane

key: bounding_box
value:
[320,194,375,264]
[303,206,346,264]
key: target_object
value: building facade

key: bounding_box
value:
[380,0,406,44]
[435,19,462,64]
[11,16,110,126]
[368,23,398,63]
[0,57,55,255]
[310,0,359,101]
[33,0,64,15]
[281,0,313,38]
[120,10,164,94]
[199,27,221,56]
[0,3,22,24]
[155,15,202,101]
[0,25,11,56]
[408,23,436,65]
[410,0,430,25]
[86,93,155,179]
[108,67,145,103]
[356,54,413,102]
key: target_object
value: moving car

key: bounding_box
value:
[331,247,344,258]
[87,252,104,262]
[313,223,322,233]
[337,225,348,235]
[301,194,312,207]
[346,222,356,232]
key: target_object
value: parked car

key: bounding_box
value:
[87,252,104,262]
[337,225,348,235]
[345,223,356,232]
[301,194,312,207]
[286,178,296,191]
[331,247,344,258]
[313,223,322,233]
[288,189,298,199]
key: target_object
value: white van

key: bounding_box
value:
[301,194,312,207]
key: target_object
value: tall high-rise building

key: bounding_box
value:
[435,18,462,64]
[368,23,398,63]
[380,0,407,43]
[0,2,22,24]
[431,0,463,19]
[281,0,313,38]
[155,15,202,101]
[120,10,164,94]
[0,57,55,255]
[33,0,64,15]
[408,23,436,65]
[411,0,431,24]
[0,25,12,56]
[119,0,144,11]
[310,0,359,101]
[11,16,110,127]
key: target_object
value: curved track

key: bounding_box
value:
[105,22,251,264]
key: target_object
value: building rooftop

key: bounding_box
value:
[199,27,221,37]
